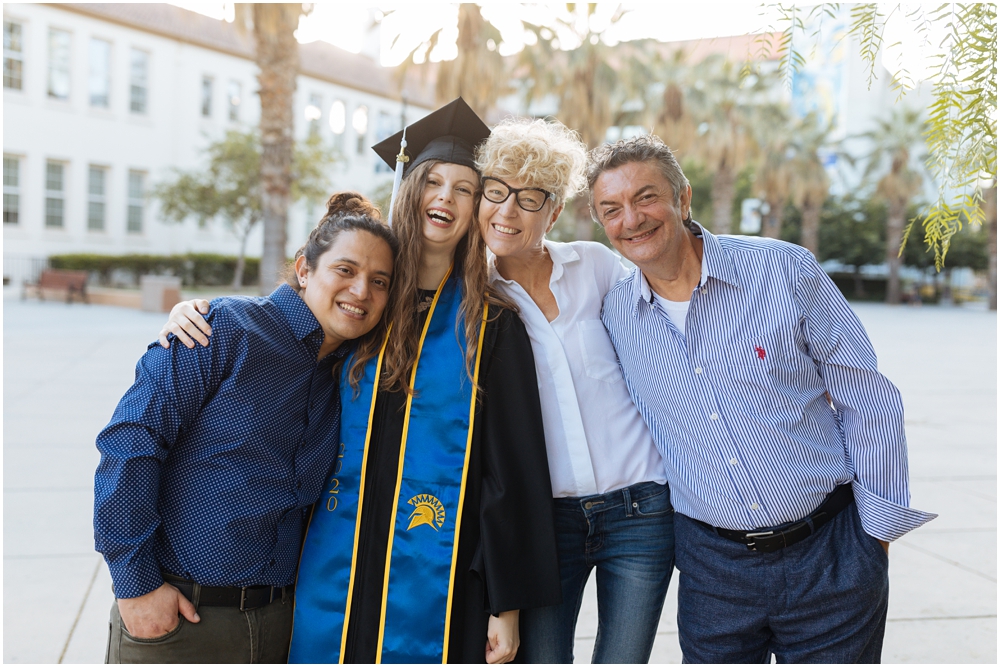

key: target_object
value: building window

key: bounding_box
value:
[89,38,111,108]
[88,165,106,231]
[127,169,145,233]
[306,93,322,136]
[201,75,213,117]
[48,29,71,100]
[228,80,241,121]
[375,111,395,173]
[45,161,65,228]
[3,155,20,224]
[4,20,24,90]
[353,105,368,155]
[329,100,346,151]
[130,49,148,114]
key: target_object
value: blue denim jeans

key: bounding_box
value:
[674,501,889,663]
[520,481,675,664]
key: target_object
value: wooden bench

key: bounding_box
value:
[22,269,90,304]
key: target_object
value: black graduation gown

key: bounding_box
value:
[342,305,561,664]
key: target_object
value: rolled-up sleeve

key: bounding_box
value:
[793,253,936,541]
[93,311,222,598]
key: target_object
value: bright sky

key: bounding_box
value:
[169,2,943,81]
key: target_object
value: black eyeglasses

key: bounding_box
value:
[481,177,554,213]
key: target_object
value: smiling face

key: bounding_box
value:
[419,162,479,254]
[294,229,394,356]
[592,160,692,269]
[479,176,562,261]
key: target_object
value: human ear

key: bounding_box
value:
[294,255,309,288]
[545,203,565,234]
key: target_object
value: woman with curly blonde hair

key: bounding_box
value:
[477,117,674,663]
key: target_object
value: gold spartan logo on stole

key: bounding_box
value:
[406,494,446,531]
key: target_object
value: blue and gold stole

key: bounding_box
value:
[289,269,488,664]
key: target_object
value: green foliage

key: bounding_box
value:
[152,130,336,243]
[762,2,998,268]
[48,253,260,287]
[920,3,997,268]
[818,195,886,267]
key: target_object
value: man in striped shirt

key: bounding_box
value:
[591,135,935,663]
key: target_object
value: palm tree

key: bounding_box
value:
[754,105,793,239]
[235,3,308,294]
[788,113,833,256]
[650,50,696,157]
[517,4,653,239]
[686,55,769,234]
[862,107,926,304]
[382,4,509,118]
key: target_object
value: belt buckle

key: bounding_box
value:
[240,587,248,612]
[745,530,774,552]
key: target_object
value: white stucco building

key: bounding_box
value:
[2,3,433,285]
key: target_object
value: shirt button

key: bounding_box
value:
[700,286,708,295]
[729,458,738,465]
[710,412,719,420]
[694,367,703,374]
[296,481,302,490]
[750,503,759,510]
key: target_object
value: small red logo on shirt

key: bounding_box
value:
[755,346,766,360]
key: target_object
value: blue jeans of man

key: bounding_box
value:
[674,500,890,663]
[520,481,675,664]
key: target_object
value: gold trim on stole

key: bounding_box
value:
[376,267,453,663]
[339,330,392,662]
[441,302,488,662]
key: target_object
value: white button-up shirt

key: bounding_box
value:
[489,240,666,498]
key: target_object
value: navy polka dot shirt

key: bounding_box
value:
[94,284,347,599]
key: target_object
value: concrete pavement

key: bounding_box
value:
[2,291,995,663]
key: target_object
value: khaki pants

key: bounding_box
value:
[105,593,293,664]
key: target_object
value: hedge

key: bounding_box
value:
[48,253,260,287]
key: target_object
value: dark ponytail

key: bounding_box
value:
[286,191,399,290]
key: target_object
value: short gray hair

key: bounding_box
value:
[587,134,690,222]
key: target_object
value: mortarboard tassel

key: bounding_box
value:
[387,129,409,228]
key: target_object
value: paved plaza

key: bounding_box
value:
[3,289,996,663]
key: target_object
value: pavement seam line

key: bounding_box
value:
[896,540,997,582]
[58,557,102,664]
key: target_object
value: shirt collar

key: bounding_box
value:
[487,239,580,285]
[628,220,739,313]
[269,283,323,341]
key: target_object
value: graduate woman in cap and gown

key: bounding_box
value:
[156,99,560,664]
[288,98,560,664]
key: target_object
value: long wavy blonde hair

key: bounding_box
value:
[379,159,514,395]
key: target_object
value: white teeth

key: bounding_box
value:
[493,224,520,235]
[427,210,454,223]
[340,303,365,315]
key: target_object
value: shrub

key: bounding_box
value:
[47,253,260,287]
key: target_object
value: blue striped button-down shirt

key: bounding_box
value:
[601,223,935,541]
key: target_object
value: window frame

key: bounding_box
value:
[3,154,21,225]
[88,37,112,108]
[3,19,24,91]
[227,79,241,122]
[129,48,149,115]
[47,27,71,101]
[45,160,66,229]
[88,165,107,231]
[201,75,213,118]
[126,169,145,234]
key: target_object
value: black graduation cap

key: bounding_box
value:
[372,97,491,180]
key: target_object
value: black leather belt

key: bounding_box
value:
[702,484,854,553]
[163,573,293,611]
